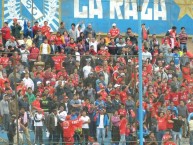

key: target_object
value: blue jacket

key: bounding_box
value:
[96,114,109,127]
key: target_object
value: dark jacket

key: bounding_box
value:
[11,24,22,39]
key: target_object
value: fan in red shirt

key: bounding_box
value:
[41,21,51,39]
[169,88,179,106]
[97,84,108,102]
[67,38,77,49]
[32,95,41,111]
[1,22,11,46]
[119,115,127,142]
[109,84,121,100]
[118,104,127,117]
[120,85,128,104]
[166,110,174,130]
[1,53,9,68]
[162,130,172,145]
[186,98,193,113]
[60,115,82,145]
[32,21,41,37]
[57,68,69,80]
[52,52,63,71]
[179,86,188,103]
[44,81,55,95]
[109,23,120,39]
[28,42,40,61]
[17,81,27,95]
[55,32,65,46]
[154,111,168,131]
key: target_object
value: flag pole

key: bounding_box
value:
[137,0,143,144]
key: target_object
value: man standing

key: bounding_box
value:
[41,21,51,39]
[11,18,22,39]
[32,21,41,37]
[109,23,120,39]
[177,101,188,137]
[47,109,59,145]
[95,109,109,145]
[171,115,184,144]
[179,27,188,51]
[1,22,11,47]
[34,108,44,145]
[0,94,10,131]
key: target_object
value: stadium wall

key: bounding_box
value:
[0,0,193,35]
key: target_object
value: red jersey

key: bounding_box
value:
[17,85,27,95]
[119,118,127,135]
[99,90,108,102]
[109,28,120,37]
[166,114,175,129]
[179,91,188,103]
[186,103,193,113]
[41,25,51,39]
[32,100,41,110]
[28,47,40,60]
[55,36,64,45]
[109,89,120,100]
[95,66,103,73]
[33,25,41,36]
[170,92,179,106]
[61,118,82,138]
[120,91,127,104]
[1,26,11,40]
[156,116,167,131]
[52,56,62,71]
[118,109,127,117]
[67,43,77,49]
[57,71,69,80]
[1,57,9,68]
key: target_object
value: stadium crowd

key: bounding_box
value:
[0,18,193,145]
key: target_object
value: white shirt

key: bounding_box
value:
[58,111,67,122]
[89,41,98,53]
[142,51,152,61]
[103,71,109,85]
[83,65,92,79]
[97,115,104,128]
[20,49,29,62]
[54,115,58,126]
[75,23,85,38]
[41,43,49,54]
[75,51,80,62]
[34,113,44,126]
[23,77,34,91]
[80,116,90,129]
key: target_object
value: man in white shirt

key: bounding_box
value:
[23,73,34,91]
[80,110,90,144]
[34,109,44,145]
[75,21,85,38]
[142,47,152,61]
[83,61,92,79]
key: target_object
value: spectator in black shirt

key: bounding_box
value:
[171,115,184,144]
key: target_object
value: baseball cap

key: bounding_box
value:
[114,84,120,88]
[112,23,116,26]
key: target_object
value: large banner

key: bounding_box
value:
[1,0,193,34]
